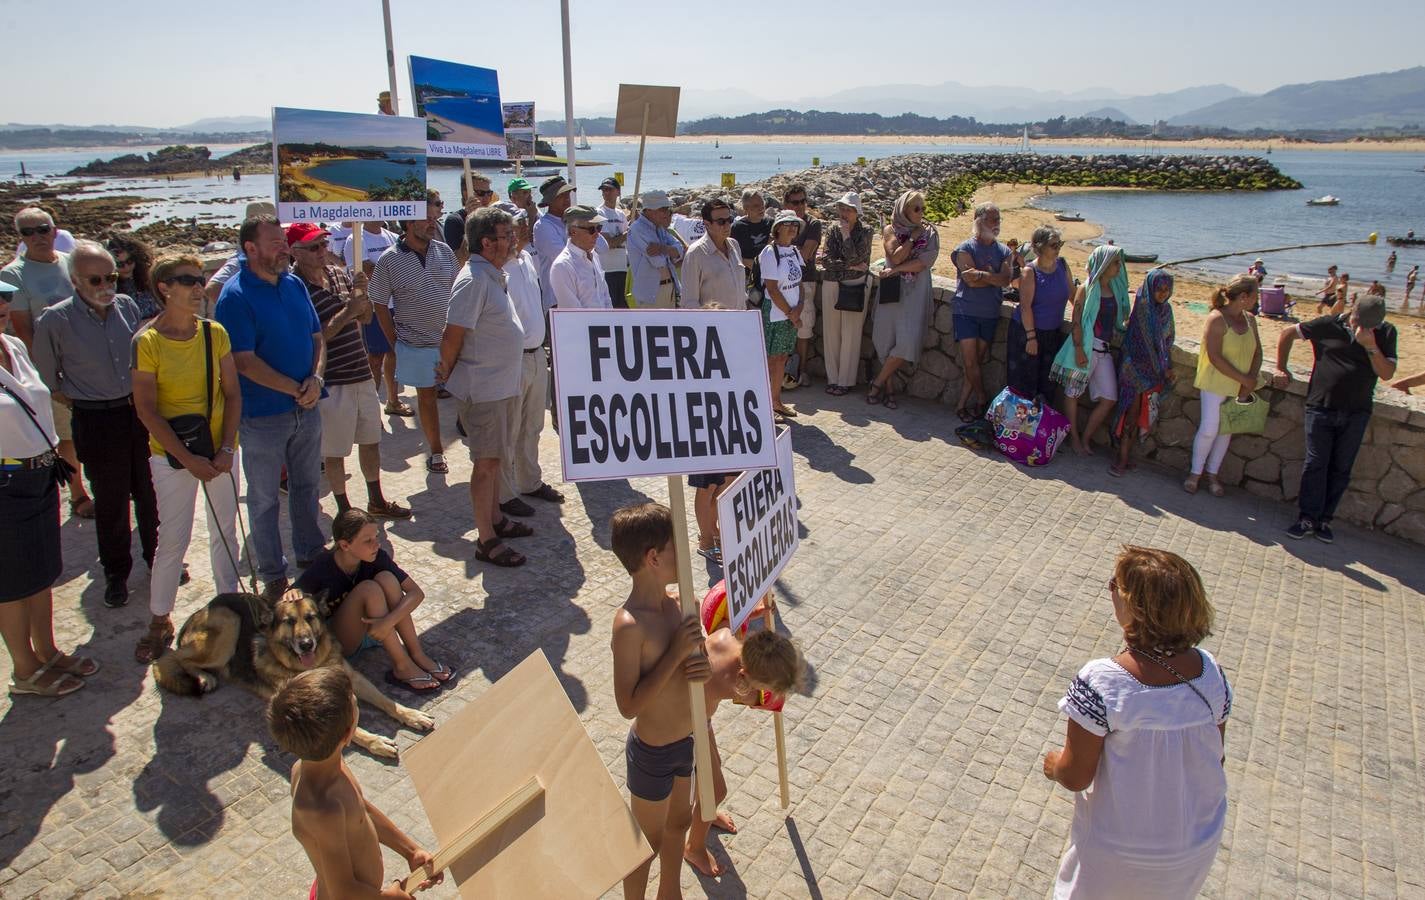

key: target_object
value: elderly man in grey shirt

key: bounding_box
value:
[436,207,531,568]
[32,240,158,607]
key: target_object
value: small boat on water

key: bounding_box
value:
[1387,235,1425,247]
[499,165,561,177]
[1055,212,1084,222]
[1123,252,1159,264]
[1306,195,1340,206]
[719,155,733,160]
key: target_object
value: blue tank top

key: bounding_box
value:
[952,238,1011,319]
[1013,258,1070,327]
[1093,292,1119,342]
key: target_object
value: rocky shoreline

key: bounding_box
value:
[66,143,273,178]
[659,152,1300,220]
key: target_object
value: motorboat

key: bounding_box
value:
[1306,195,1340,206]
[1386,235,1424,247]
[1055,212,1084,222]
[1123,252,1159,263]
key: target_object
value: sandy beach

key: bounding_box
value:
[872,182,1425,371]
[588,134,1425,153]
[279,156,370,203]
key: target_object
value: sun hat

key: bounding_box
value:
[771,210,804,235]
[244,201,277,220]
[564,206,608,226]
[833,192,861,214]
[284,222,329,247]
[641,190,672,210]
[538,176,574,208]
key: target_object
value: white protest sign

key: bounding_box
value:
[409,56,506,160]
[273,107,427,223]
[550,309,776,482]
[717,427,798,634]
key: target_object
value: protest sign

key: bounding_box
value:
[718,427,798,634]
[273,107,427,223]
[408,56,505,159]
[502,102,537,161]
[404,652,651,898]
[550,308,777,483]
[615,84,681,228]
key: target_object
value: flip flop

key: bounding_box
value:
[883,393,899,410]
[385,401,415,417]
[384,670,441,693]
[956,407,975,423]
[423,662,454,683]
[866,385,884,406]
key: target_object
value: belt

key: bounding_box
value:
[0,450,57,471]
[523,346,541,354]
[70,395,134,411]
[659,278,673,286]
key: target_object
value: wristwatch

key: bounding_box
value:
[220,446,235,455]
[1365,347,1379,356]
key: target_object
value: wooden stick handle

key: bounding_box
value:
[401,776,545,892]
[667,476,718,822]
[762,596,791,810]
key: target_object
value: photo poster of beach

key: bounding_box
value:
[273,107,428,223]
[503,102,537,161]
[409,55,506,160]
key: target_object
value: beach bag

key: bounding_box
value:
[1219,392,1268,435]
[987,387,1070,466]
[955,419,995,451]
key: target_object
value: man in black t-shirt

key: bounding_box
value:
[1273,294,1397,543]
[731,189,772,310]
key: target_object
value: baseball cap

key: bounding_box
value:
[641,190,672,210]
[599,177,622,191]
[538,176,575,208]
[507,177,533,195]
[284,222,329,247]
[244,201,277,220]
[564,206,608,226]
[1355,293,1387,329]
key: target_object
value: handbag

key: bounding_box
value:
[0,383,77,488]
[877,271,901,305]
[166,321,217,469]
[1218,392,1268,435]
[835,277,867,313]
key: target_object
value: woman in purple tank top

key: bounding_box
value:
[1008,226,1073,403]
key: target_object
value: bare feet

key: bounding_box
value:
[684,843,723,877]
[713,811,737,834]
[1071,437,1091,457]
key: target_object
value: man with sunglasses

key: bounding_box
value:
[549,206,613,310]
[2,207,93,517]
[440,174,497,263]
[31,241,157,607]
[287,223,410,522]
[679,197,746,309]
[627,190,682,309]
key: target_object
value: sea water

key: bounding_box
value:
[302,156,424,191]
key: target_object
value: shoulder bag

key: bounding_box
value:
[1218,391,1268,435]
[165,321,218,469]
[0,382,77,489]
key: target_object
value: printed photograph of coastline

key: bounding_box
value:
[505,133,536,162]
[273,107,427,206]
[409,55,504,157]
[502,101,535,131]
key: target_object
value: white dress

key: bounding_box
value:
[1055,650,1232,900]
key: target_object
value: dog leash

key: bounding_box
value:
[202,471,260,598]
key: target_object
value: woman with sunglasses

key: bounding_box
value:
[868,190,940,409]
[130,254,244,664]
[107,235,160,321]
[1007,226,1073,402]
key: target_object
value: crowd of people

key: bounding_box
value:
[0,160,1415,899]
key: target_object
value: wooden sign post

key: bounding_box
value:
[550,308,778,822]
[763,596,791,811]
[614,84,681,308]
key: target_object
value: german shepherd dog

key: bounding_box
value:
[152,591,435,758]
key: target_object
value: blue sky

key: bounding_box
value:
[9,0,1423,127]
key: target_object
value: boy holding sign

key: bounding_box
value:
[610,502,711,900]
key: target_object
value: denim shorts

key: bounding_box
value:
[953,314,999,343]
[394,342,440,388]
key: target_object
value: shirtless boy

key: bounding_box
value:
[610,502,710,900]
[684,603,804,877]
[269,668,441,899]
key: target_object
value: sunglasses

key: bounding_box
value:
[162,274,205,287]
[18,224,53,237]
[474,189,494,198]
[710,217,734,226]
[571,225,601,234]
[113,255,134,267]
[786,198,807,206]
[296,240,330,251]
[83,273,120,287]
[1046,241,1063,249]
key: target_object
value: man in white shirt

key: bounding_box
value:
[596,177,629,308]
[532,175,576,312]
[499,216,564,516]
[679,198,747,309]
[549,207,613,310]
[627,190,683,308]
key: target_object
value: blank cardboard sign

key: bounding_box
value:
[403,652,651,898]
[614,84,681,137]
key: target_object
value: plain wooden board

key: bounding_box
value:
[403,652,652,898]
[614,84,681,137]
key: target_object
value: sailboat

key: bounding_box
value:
[575,123,591,151]
[715,139,719,149]
[1020,126,1030,153]
[15,161,33,181]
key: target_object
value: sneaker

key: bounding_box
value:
[781,374,799,391]
[1314,522,1335,544]
[103,577,129,608]
[1285,517,1315,540]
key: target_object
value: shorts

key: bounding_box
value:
[394,342,440,389]
[318,381,383,458]
[51,398,73,441]
[458,395,518,461]
[362,317,391,355]
[688,472,731,490]
[1064,347,1118,401]
[796,282,818,339]
[625,729,694,801]
[762,300,797,356]
[953,313,999,343]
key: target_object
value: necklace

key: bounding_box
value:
[1125,646,1215,716]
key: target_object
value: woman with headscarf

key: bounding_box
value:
[1051,245,1129,455]
[1110,269,1176,477]
[868,190,940,410]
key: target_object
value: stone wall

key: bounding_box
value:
[801,275,1425,545]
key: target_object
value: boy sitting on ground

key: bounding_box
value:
[610,502,710,900]
[268,667,442,899]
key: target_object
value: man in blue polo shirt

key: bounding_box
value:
[215,215,327,601]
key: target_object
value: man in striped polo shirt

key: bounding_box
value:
[371,193,459,473]
[288,224,411,519]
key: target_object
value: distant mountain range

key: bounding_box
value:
[1169,66,1425,130]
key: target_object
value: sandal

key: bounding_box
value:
[46,652,101,677]
[476,537,526,568]
[8,662,84,697]
[367,498,413,519]
[697,545,723,565]
[70,497,95,519]
[494,517,534,539]
[522,483,565,503]
[133,622,174,665]
[774,404,798,419]
[423,662,454,683]
[426,454,448,474]
[1182,474,1201,495]
[385,400,415,417]
[956,407,975,423]
[1205,475,1226,497]
[883,392,899,410]
[866,385,884,406]
[1108,462,1128,478]
[384,670,441,693]
[830,385,850,396]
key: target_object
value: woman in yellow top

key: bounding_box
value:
[130,254,243,664]
[1186,274,1261,497]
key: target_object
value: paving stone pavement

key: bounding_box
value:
[2,387,1424,900]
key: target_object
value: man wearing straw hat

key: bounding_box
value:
[627,190,682,308]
